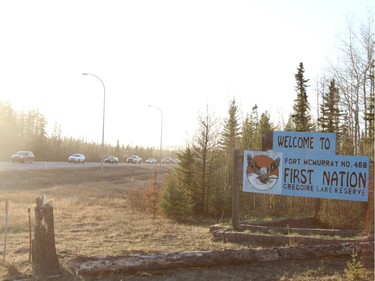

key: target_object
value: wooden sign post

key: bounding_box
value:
[232,149,243,230]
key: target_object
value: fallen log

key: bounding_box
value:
[212,229,361,246]
[239,224,362,237]
[69,242,372,276]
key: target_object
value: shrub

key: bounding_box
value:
[345,252,366,281]
[160,174,193,222]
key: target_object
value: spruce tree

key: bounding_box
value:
[290,62,315,131]
[340,111,355,155]
[242,114,252,149]
[219,99,241,175]
[160,173,193,222]
[242,105,259,150]
[218,99,242,215]
[258,111,276,142]
[318,79,341,134]
[220,99,242,150]
[176,147,195,190]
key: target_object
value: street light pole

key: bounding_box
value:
[82,73,106,173]
[148,105,163,167]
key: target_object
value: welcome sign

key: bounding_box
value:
[243,131,370,202]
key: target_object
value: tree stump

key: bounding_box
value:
[32,196,59,274]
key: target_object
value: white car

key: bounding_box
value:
[145,158,157,164]
[104,156,119,164]
[11,151,35,163]
[68,153,86,164]
[161,157,177,164]
[127,155,142,164]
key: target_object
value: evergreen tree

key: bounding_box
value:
[219,99,241,185]
[0,102,20,159]
[258,111,275,137]
[251,105,261,149]
[284,118,295,131]
[176,147,195,188]
[318,79,341,134]
[339,111,355,155]
[34,111,48,159]
[160,173,193,222]
[241,105,259,149]
[217,99,242,215]
[290,62,315,132]
[220,99,242,150]
[290,63,318,217]
[242,114,252,149]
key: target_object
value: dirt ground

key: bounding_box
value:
[0,166,373,281]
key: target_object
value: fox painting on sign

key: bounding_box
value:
[243,151,283,194]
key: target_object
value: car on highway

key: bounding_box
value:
[161,157,177,164]
[11,151,35,163]
[127,155,142,164]
[145,158,157,164]
[68,153,86,164]
[104,156,119,164]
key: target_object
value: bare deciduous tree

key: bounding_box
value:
[329,14,374,155]
[191,105,220,214]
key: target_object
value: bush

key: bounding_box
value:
[160,175,193,222]
[345,253,366,281]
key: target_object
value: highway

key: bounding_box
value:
[0,161,145,171]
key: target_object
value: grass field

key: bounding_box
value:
[0,166,373,280]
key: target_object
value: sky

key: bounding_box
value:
[0,0,373,149]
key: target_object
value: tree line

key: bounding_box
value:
[0,104,165,162]
[161,16,374,229]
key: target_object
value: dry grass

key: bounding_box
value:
[0,167,244,279]
[0,166,373,280]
